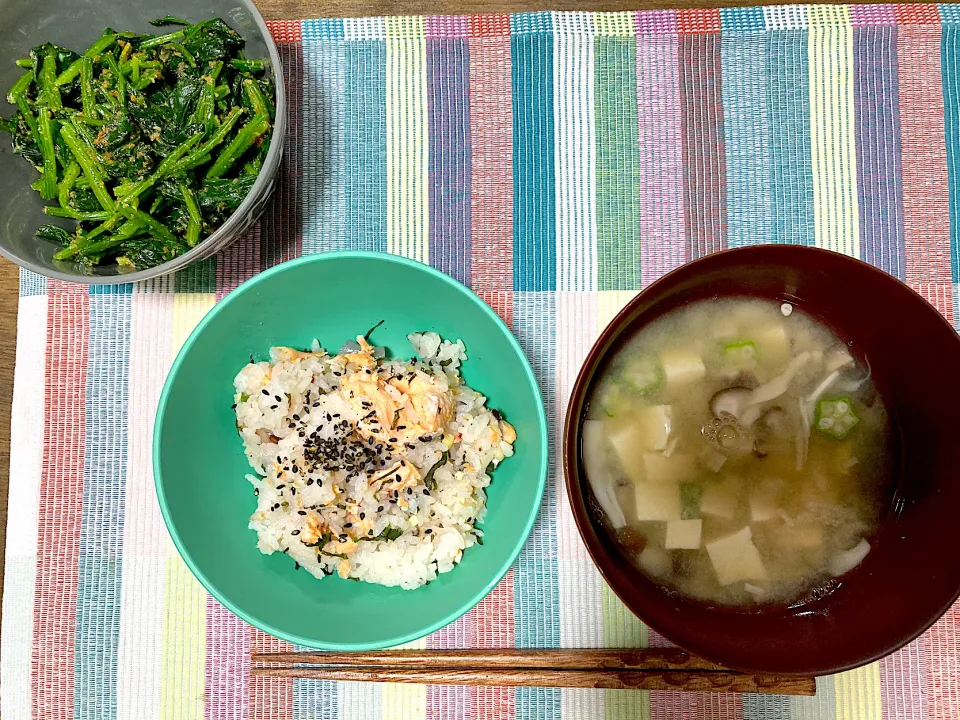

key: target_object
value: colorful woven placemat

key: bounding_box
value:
[3,4,960,718]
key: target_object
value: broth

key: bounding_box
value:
[583,297,894,607]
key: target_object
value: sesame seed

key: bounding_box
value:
[298,510,307,516]
[275,395,282,402]
[294,562,300,570]
[254,488,259,496]
[276,484,286,490]
[406,487,412,495]
[423,489,430,496]
[306,479,314,486]
[425,529,432,534]
[344,522,353,528]
[293,414,300,421]
[288,423,296,429]
[261,389,270,395]
[271,405,278,410]
[397,425,407,430]
[359,512,365,519]
[377,505,384,512]
[291,529,300,536]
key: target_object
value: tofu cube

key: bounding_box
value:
[607,423,646,484]
[706,526,767,585]
[637,546,671,578]
[636,405,672,451]
[700,483,737,520]
[665,519,703,549]
[643,452,695,484]
[774,524,823,550]
[755,323,790,365]
[749,482,782,522]
[659,349,706,389]
[634,482,681,521]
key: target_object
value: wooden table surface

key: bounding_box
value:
[0,0,867,622]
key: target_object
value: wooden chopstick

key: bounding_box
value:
[252,648,729,672]
[251,666,815,696]
[251,648,816,697]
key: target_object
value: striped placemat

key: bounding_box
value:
[3,4,960,719]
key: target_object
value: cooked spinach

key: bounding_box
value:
[0,18,275,269]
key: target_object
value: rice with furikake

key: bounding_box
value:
[233,332,517,589]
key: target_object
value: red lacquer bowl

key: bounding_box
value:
[563,245,960,676]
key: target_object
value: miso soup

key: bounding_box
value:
[582,297,894,607]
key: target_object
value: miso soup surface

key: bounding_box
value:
[583,297,894,607]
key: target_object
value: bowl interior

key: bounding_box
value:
[155,253,548,649]
[565,245,960,675]
[0,0,281,282]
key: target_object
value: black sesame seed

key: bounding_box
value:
[292,529,301,536]
[293,414,300,421]
[271,405,278,409]
[288,423,296,429]
[425,529,433,534]
[231,403,237,409]
[291,488,297,495]
[298,510,307,516]
[275,395,282,402]
[406,487,413,495]
[261,389,270,395]
[344,522,353,528]
[313,402,321,408]
[254,489,259,496]
[294,562,300,570]
[306,478,314,486]
[276,484,286,490]
[377,505,384,512]
[397,425,407,430]
[423,489,430,496]
[326,413,332,421]
[359,512,365,520]
[276,456,282,463]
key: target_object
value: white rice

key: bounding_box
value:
[233,332,516,589]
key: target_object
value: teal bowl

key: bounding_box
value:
[154,252,548,649]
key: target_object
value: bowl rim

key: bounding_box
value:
[563,244,960,675]
[0,0,287,285]
[153,250,549,649]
